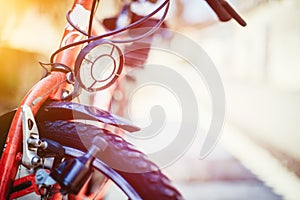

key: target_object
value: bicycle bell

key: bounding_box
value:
[74,39,124,92]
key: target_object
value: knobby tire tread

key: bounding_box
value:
[38,120,182,200]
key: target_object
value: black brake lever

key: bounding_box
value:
[205,0,247,27]
[221,0,247,26]
[205,0,231,22]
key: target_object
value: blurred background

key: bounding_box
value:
[1,0,300,199]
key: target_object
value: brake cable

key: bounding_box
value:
[50,0,170,64]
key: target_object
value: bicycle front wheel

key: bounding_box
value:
[38,120,183,200]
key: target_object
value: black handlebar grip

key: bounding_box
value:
[205,0,231,22]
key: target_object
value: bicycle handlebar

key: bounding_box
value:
[205,0,247,26]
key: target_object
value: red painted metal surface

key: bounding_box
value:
[9,174,39,199]
[0,0,94,199]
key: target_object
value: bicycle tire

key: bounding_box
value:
[38,120,183,200]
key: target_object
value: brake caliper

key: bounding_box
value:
[50,136,107,194]
[21,105,46,168]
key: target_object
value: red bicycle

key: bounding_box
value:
[0,0,246,199]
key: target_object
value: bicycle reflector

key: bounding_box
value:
[75,39,124,92]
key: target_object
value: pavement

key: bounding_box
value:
[157,125,284,200]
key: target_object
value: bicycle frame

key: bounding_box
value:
[0,0,96,198]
